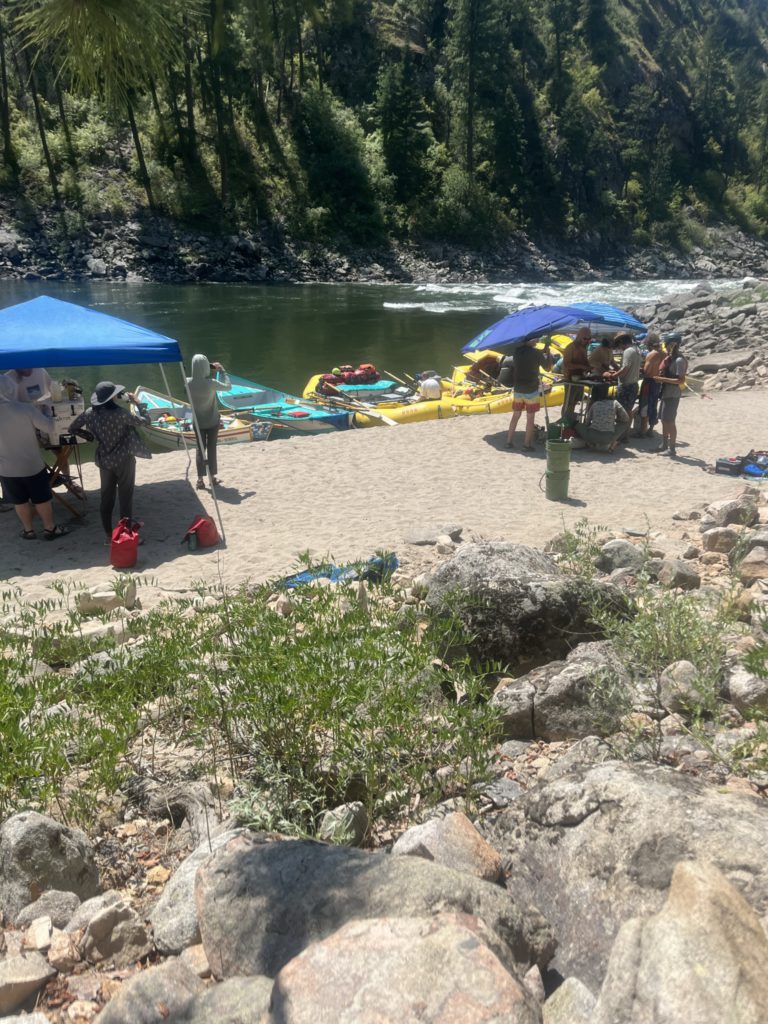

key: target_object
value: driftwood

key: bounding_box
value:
[126,778,221,846]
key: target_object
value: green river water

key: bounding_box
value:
[0,276,741,406]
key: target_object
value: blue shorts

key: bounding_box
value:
[1,468,53,505]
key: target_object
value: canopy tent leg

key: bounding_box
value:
[178,360,227,547]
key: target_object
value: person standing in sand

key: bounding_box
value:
[606,333,642,415]
[655,333,688,458]
[0,375,68,540]
[561,327,592,422]
[186,354,231,490]
[505,339,553,449]
[70,382,152,541]
[638,333,664,436]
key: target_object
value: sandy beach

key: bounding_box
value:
[2,390,766,607]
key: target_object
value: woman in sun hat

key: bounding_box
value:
[70,381,152,541]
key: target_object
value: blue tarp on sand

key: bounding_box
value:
[0,295,182,369]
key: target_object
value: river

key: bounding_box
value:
[0,276,744,402]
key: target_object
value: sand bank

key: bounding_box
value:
[1,391,766,608]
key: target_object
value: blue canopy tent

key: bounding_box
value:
[0,295,182,368]
[462,302,646,353]
[0,295,226,541]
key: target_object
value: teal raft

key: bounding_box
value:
[217,373,351,436]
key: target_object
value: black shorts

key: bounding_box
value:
[1,468,53,505]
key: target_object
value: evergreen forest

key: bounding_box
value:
[3,0,768,252]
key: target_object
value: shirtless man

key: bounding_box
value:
[638,334,664,436]
[561,327,592,421]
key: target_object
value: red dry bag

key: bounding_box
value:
[182,515,220,550]
[111,517,140,569]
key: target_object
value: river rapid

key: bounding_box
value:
[0,276,746,401]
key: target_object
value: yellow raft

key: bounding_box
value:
[304,339,572,428]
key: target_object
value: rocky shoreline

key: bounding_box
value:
[1,487,768,1022]
[1,197,768,284]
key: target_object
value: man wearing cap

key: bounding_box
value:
[606,333,642,415]
[0,374,68,540]
[654,334,688,457]
[70,382,152,541]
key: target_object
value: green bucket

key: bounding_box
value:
[545,469,570,501]
[546,439,572,473]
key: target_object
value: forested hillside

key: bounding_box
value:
[2,0,768,258]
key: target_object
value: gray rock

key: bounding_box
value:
[655,558,700,590]
[543,977,595,1024]
[65,889,121,933]
[266,914,541,1024]
[659,661,700,714]
[0,811,100,922]
[701,527,740,553]
[15,889,81,929]
[98,959,205,1024]
[184,975,274,1023]
[79,899,152,967]
[318,803,368,847]
[150,829,244,955]
[727,666,768,714]
[689,350,756,373]
[196,835,555,980]
[0,953,56,1016]
[739,546,768,583]
[483,777,526,808]
[593,861,768,1024]
[486,760,768,989]
[426,543,620,669]
[743,529,768,554]
[703,495,759,529]
[595,539,645,573]
[491,642,629,741]
[86,255,107,276]
[392,812,504,883]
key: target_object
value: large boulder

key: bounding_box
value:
[594,540,645,573]
[491,642,630,741]
[593,861,768,1024]
[267,914,541,1024]
[726,666,768,714]
[196,835,555,980]
[485,759,768,989]
[700,494,759,530]
[425,543,619,669]
[0,812,100,921]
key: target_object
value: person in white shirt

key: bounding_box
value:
[0,374,68,539]
[5,367,54,405]
[605,334,641,414]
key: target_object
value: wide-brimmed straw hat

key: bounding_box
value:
[91,381,125,406]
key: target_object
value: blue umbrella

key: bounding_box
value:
[569,302,646,333]
[461,302,646,353]
[462,305,584,353]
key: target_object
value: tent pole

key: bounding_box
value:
[160,364,191,465]
[179,360,226,547]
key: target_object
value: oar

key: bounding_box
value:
[383,369,417,393]
[323,383,400,426]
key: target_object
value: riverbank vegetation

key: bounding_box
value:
[2,0,768,253]
[0,578,500,837]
